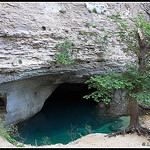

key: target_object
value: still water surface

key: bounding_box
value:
[15,83,122,146]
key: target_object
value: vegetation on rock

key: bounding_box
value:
[0,118,24,147]
[59,10,66,14]
[52,40,76,65]
[84,14,150,138]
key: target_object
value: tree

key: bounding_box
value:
[83,14,150,138]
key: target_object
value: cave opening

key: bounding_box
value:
[15,83,121,146]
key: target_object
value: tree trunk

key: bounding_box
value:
[106,21,150,138]
[137,28,147,73]
[128,97,140,127]
[127,28,147,130]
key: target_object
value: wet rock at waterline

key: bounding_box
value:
[0,2,149,125]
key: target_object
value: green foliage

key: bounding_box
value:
[84,23,96,28]
[93,8,97,13]
[107,14,150,58]
[16,144,25,147]
[0,118,17,145]
[89,32,96,36]
[0,118,25,147]
[84,124,92,134]
[84,14,150,106]
[76,124,93,138]
[54,53,73,65]
[42,136,52,145]
[79,31,88,35]
[91,24,96,28]
[83,65,150,106]
[59,10,66,14]
[83,39,88,43]
[18,59,22,64]
[88,10,92,13]
[94,35,109,51]
[52,29,109,65]
[77,132,83,137]
[53,40,76,65]
[78,30,109,52]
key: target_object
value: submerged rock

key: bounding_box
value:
[109,116,130,132]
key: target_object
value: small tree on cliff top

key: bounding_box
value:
[83,14,150,138]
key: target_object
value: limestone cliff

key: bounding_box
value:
[0,2,149,125]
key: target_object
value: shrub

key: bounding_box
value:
[0,118,17,145]
[0,118,25,147]
[93,8,97,13]
[18,59,22,64]
[59,10,66,14]
[53,40,76,66]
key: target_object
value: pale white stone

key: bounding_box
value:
[0,2,149,125]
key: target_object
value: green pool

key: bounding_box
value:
[14,83,129,146]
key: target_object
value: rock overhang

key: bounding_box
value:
[0,2,149,125]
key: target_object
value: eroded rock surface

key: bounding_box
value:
[0,2,149,125]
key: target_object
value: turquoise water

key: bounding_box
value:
[14,83,125,146]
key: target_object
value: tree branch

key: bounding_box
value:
[146,46,150,49]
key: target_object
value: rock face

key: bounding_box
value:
[0,2,149,125]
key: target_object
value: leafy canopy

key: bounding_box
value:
[83,66,150,106]
[107,14,150,60]
[83,14,150,106]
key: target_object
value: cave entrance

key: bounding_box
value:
[0,94,7,121]
[16,83,120,146]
